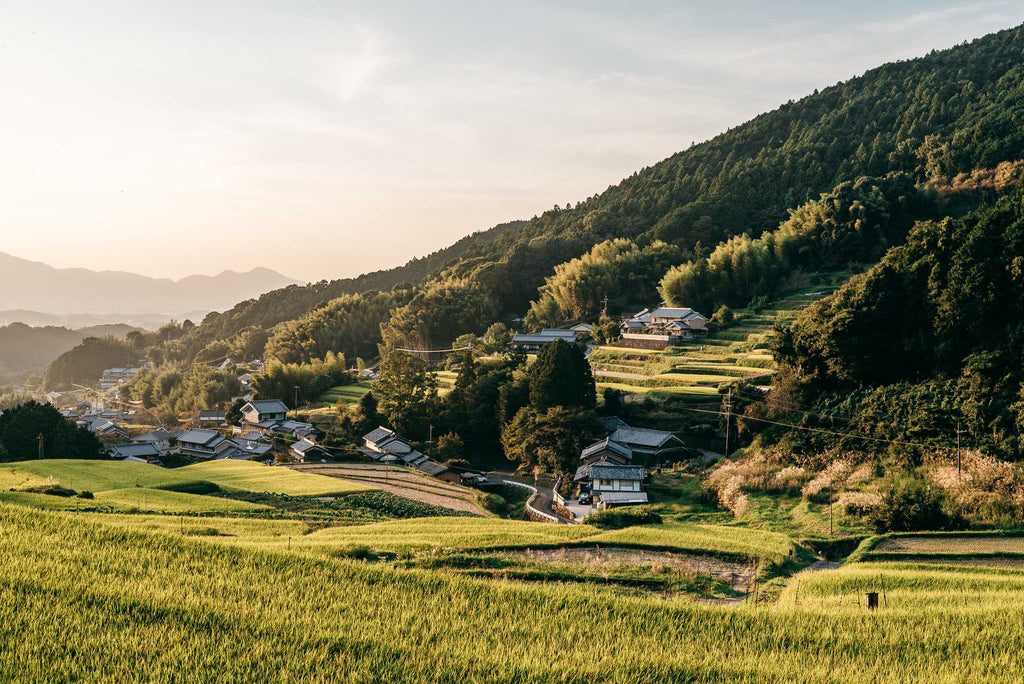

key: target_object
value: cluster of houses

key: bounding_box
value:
[508,305,707,353]
[618,306,708,349]
[572,417,686,509]
[71,397,327,466]
[360,426,468,485]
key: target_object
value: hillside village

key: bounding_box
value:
[19,302,716,520]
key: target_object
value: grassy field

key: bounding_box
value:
[4,504,1024,682]
[0,459,368,497]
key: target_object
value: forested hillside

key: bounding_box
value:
[0,323,136,377]
[767,188,1024,458]
[155,24,1024,361]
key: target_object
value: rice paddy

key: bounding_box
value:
[3,502,1024,682]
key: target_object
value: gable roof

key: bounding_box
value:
[177,429,224,446]
[610,427,684,450]
[135,428,174,443]
[247,399,289,414]
[589,464,646,481]
[581,437,632,461]
[109,442,161,459]
[363,426,396,444]
[290,438,322,454]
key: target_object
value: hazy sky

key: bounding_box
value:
[1,1,1022,281]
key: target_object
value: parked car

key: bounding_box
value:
[578,492,592,505]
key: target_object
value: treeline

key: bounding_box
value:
[125,365,241,425]
[250,353,350,409]
[0,401,103,462]
[525,239,684,327]
[145,25,1024,359]
[266,290,408,364]
[659,174,939,312]
[766,187,1024,458]
[43,337,139,391]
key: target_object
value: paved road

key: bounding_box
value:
[486,472,575,524]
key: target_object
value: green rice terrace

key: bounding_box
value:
[590,278,848,403]
[4,456,1024,681]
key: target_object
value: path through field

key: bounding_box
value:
[291,464,486,516]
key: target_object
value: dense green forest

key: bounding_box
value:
[765,188,1024,458]
[138,24,1024,360]
[0,401,103,462]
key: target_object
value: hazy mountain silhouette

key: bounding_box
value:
[0,252,302,317]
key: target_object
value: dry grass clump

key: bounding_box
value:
[928,450,1024,524]
[802,460,854,498]
[837,491,882,517]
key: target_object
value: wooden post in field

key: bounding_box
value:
[180,517,183,535]
[288,536,292,551]
[880,574,888,607]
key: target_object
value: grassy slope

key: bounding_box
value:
[0,459,368,497]
[3,504,1024,682]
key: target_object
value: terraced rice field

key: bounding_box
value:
[292,463,487,515]
[591,287,833,400]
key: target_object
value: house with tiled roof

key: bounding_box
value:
[177,428,239,460]
[108,442,162,463]
[574,437,648,508]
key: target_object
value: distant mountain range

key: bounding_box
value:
[0,252,303,319]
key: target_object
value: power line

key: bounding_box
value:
[679,405,958,452]
[393,346,474,355]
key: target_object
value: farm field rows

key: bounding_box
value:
[4,504,1024,682]
[590,280,843,402]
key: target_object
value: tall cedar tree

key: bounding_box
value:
[529,339,596,411]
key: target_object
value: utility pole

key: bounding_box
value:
[427,424,434,457]
[294,386,300,409]
[37,433,43,460]
[829,485,834,537]
[723,388,733,457]
[601,294,609,318]
[956,421,967,479]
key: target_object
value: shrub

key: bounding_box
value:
[837,491,880,517]
[584,507,662,529]
[867,476,965,533]
[77,491,94,500]
[480,493,509,517]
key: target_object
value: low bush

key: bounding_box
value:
[584,507,662,529]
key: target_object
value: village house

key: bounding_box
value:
[231,436,274,460]
[198,409,227,427]
[176,428,239,460]
[510,328,584,352]
[77,415,129,443]
[618,306,708,349]
[99,367,142,390]
[290,438,330,463]
[108,442,162,463]
[361,426,464,483]
[133,427,175,454]
[242,399,289,424]
[237,399,322,440]
[573,437,648,508]
[606,423,686,463]
[361,426,429,465]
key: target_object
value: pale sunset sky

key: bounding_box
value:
[1,1,1022,281]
